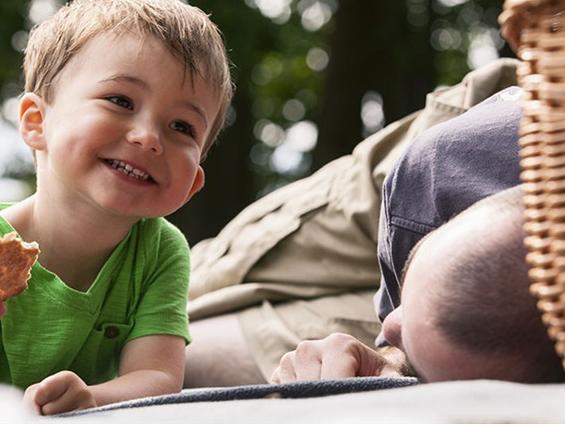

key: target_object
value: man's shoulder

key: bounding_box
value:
[386,86,523,228]
[408,86,523,160]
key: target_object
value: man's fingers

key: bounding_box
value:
[292,341,322,381]
[317,334,364,379]
[318,352,358,380]
[270,333,408,385]
[270,368,281,384]
[317,333,399,379]
[273,351,298,384]
[272,340,325,383]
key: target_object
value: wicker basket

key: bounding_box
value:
[500,0,565,369]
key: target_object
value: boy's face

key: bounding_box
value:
[20,32,219,221]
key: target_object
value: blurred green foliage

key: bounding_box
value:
[0,2,27,96]
[0,0,514,243]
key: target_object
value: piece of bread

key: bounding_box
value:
[0,232,40,301]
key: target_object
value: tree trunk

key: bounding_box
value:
[313,0,436,171]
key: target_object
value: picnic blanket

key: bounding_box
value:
[61,376,418,416]
[3,377,565,423]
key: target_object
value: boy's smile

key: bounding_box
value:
[22,32,220,223]
[103,159,153,183]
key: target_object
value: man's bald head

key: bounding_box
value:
[399,186,564,383]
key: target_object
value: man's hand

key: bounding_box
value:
[270,333,410,384]
[23,371,96,415]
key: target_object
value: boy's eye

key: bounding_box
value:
[106,95,133,110]
[170,120,196,139]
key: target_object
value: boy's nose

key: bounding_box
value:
[126,126,163,154]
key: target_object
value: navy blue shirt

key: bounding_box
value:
[376,87,523,326]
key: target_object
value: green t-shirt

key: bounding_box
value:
[0,211,190,389]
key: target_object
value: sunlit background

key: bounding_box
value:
[0,0,512,243]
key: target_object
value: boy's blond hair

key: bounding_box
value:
[24,0,233,154]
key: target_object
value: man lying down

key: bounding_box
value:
[272,87,565,384]
[273,186,565,384]
[272,87,565,383]
[185,75,564,385]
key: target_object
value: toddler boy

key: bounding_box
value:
[0,0,232,415]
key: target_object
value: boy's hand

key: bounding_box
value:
[23,371,96,415]
[270,333,410,384]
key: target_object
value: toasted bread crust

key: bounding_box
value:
[0,232,40,301]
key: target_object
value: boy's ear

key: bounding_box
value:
[183,166,205,204]
[19,93,47,151]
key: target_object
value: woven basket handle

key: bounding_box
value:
[500,0,565,369]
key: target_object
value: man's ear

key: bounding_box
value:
[183,166,205,204]
[19,93,47,151]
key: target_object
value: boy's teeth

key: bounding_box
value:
[108,159,150,181]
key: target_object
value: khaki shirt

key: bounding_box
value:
[188,58,520,320]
